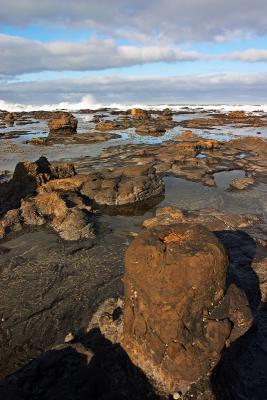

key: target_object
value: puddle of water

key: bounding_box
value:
[99,175,267,236]
[196,153,208,160]
[213,170,245,190]
[236,152,249,159]
[18,132,48,143]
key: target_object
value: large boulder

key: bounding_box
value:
[48,113,78,136]
[122,223,253,396]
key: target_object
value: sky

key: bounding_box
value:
[0,0,267,107]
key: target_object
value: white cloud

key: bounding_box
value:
[220,49,267,62]
[0,34,201,76]
[0,0,267,42]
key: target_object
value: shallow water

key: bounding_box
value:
[1,110,267,173]
[99,174,267,236]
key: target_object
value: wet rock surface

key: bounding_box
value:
[0,231,127,379]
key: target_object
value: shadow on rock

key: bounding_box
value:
[212,230,267,400]
[0,328,160,400]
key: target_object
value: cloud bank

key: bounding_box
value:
[0,34,200,76]
[0,0,267,42]
[1,73,266,106]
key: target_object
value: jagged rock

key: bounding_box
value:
[227,111,247,119]
[135,123,166,136]
[0,157,76,215]
[122,223,253,396]
[95,120,119,131]
[230,176,255,190]
[13,156,75,189]
[80,164,164,206]
[4,113,15,125]
[51,208,94,241]
[130,108,150,119]
[48,113,78,136]
[0,157,94,241]
[143,207,260,231]
[0,209,22,238]
[175,130,199,141]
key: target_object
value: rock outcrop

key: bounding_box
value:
[48,112,78,136]
[95,120,120,131]
[4,112,15,125]
[122,223,253,396]
[135,122,166,137]
[0,156,75,214]
[130,108,150,120]
[80,164,164,206]
[0,158,165,239]
[0,157,94,241]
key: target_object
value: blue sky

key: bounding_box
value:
[0,0,267,105]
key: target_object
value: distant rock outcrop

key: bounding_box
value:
[48,112,78,136]
[4,112,15,126]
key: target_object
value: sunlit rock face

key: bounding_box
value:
[122,223,253,396]
[48,112,78,136]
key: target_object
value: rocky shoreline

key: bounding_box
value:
[0,107,266,399]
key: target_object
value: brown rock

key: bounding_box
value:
[131,108,150,119]
[48,112,77,136]
[4,113,15,125]
[51,208,94,241]
[143,206,260,231]
[122,223,253,396]
[12,156,75,189]
[81,164,164,206]
[95,120,119,131]
[230,176,255,190]
[19,191,94,240]
[175,130,199,141]
[227,111,247,119]
[0,157,76,216]
[0,157,95,241]
[0,209,22,239]
[135,123,166,136]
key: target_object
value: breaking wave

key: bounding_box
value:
[0,96,267,113]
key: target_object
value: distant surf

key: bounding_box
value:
[0,95,267,113]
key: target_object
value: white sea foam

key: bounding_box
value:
[0,96,267,113]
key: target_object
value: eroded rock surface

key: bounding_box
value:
[0,157,94,240]
[122,223,253,396]
[48,112,78,136]
[80,164,164,206]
